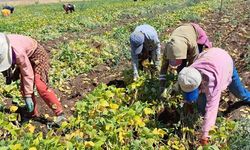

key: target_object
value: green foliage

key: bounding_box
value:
[186,0,201,6]
[0,0,183,41]
[181,13,202,22]
[0,0,245,149]
[207,117,237,149]
[229,118,250,149]
[0,75,22,105]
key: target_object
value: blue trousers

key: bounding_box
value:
[198,67,250,114]
[228,67,250,102]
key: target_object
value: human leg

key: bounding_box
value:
[35,74,63,116]
[228,67,250,102]
[197,93,207,116]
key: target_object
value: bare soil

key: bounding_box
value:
[202,0,250,120]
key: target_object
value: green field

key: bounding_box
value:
[0,0,250,149]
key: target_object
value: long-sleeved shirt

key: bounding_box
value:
[191,48,233,138]
[159,23,212,86]
[7,34,37,96]
[131,24,161,76]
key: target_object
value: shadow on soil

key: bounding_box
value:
[107,79,126,88]
[223,101,250,116]
[157,107,180,125]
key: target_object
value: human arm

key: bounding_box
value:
[201,85,221,139]
[131,50,139,80]
[159,47,169,93]
[16,52,34,97]
[186,44,199,67]
[154,42,161,68]
[151,41,161,70]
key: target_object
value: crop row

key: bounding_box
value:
[0,70,245,149]
[0,0,183,41]
[49,0,220,92]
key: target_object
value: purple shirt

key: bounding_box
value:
[191,48,233,138]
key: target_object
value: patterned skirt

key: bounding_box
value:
[29,44,50,84]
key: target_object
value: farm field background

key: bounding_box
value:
[0,0,250,149]
[0,0,82,6]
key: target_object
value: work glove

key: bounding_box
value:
[24,97,34,112]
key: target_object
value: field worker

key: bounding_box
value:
[3,6,15,14]
[0,33,65,124]
[130,24,161,81]
[159,23,212,94]
[178,48,250,145]
[63,3,75,14]
[1,9,11,17]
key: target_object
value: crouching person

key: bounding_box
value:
[3,6,14,13]
[63,3,75,14]
[177,48,250,145]
[130,24,161,81]
[159,23,212,95]
[0,33,65,124]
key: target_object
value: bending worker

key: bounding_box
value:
[159,23,211,93]
[130,24,161,81]
[3,6,15,13]
[178,48,250,145]
[63,3,75,14]
[0,33,65,124]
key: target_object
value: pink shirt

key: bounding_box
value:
[7,34,38,96]
[191,23,212,48]
[191,48,233,138]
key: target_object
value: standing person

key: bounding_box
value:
[130,24,161,81]
[177,48,250,145]
[0,33,65,124]
[159,23,212,94]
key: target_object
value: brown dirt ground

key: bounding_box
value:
[35,61,129,118]
[201,0,250,120]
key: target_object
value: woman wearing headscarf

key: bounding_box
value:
[178,48,250,145]
[0,33,65,124]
